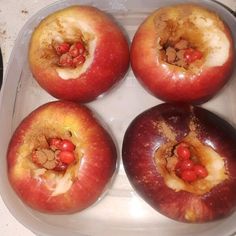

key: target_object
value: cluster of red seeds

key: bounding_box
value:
[32,138,76,171]
[54,41,86,68]
[49,138,76,164]
[184,48,203,64]
[175,143,208,182]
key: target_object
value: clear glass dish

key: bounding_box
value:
[0,0,235,235]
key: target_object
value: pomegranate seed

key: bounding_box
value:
[75,42,85,55]
[59,53,73,67]
[49,138,62,150]
[181,170,197,182]
[193,164,208,179]
[176,144,191,160]
[55,43,70,55]
[184,48,203,63]
[68,44,80,58]
[73,55,85,67]
[58,151,75,164]
[60,139,75,152]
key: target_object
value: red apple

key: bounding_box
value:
[130,4,235,104]
[29,5,129,102]
[122,103,236,222]
[7,101,117,214]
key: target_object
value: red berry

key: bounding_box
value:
[55,42,70,55]
[73,55,85,67]
[68,44,80,58]
[54,161,68,171]
[58,151,75,164]
[60,139,75,152]
[179,159,194,171]
[176,144,191,160]
[75,42,85,55]
[184,48,203,64]
[49,138,62,150]
[181,170,197,182]
[193,164,208,179]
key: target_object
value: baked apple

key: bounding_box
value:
[7,101,117,213]
[122,103,236,222]
[29,5,129,102]
[130,4,235,104]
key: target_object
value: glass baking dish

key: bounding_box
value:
[0,0,235,235]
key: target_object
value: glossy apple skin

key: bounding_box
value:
[122,103,236,222]
[130,4,235,104]
[29,6,129,103]
[7,101,117,214]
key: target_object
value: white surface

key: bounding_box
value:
[0,0,235,235]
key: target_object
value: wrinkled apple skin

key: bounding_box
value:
[7,101,117,214]
[29,6,129,103]
[130,4,235,104]
[122,103,236,222]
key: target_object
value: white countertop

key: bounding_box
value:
[0,0,235,235]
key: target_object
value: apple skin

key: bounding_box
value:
[122,103,236,222]
[29,5,129,103]
[7,101,117,214]
[130,4,235,104]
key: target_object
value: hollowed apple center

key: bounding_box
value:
[16,126,82,197]
[32,137,76,171]
[38,16,96,80]
[157,38,203,69]
[154,8,229,71]
[155,136,228,195]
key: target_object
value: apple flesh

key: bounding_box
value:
[7,101,117,214]
[130,4,235,104]
[29,5,129,103]
[122,103,236,222]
